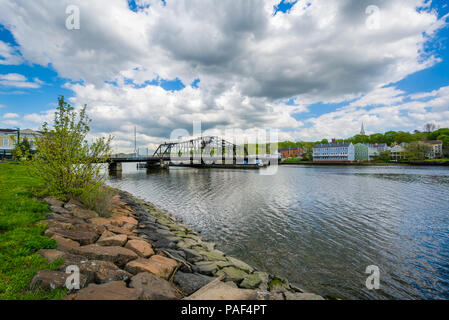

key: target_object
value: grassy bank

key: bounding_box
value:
[0,162,65,300]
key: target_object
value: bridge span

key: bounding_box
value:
[106,136,279,172]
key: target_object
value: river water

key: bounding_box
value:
[107,164,449,300]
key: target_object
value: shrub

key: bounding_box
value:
[79,184,117,217]
[30,96,113,202]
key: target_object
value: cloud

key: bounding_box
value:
[0,73,43,89]
[1,0,448,151]
[3,112,19,119]
[0,0,445,98]
[289,85,449,141]
[0,40,23,65]
[1,119,20,126]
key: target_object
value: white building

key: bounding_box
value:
[313,142,355,162]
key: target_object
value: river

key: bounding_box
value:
[107,164,449,300]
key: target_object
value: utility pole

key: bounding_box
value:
[15,127,20,145]
[134,126,137,156]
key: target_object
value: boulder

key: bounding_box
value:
[180,248,203,263]
[194,261,231,276]
[37,249,66,263]
[89,217,111,227]
[176,238,201,249]
[154,238,177,249]
[174,272,215,296]
[107,225,135,236]
[184,279,258,300]
[97,232,128,247]
[125,255,178,280]
[125,239,154,258]
[283,291,325,300]
[44,220,73,230]
[64,281,143,300]
[122,223,136,232]
[50,206,70,215]
[30,270,87,291]
[79,260,132,284]
[58,253,90,272]
[111,216,138,227]
[64,198,87,210]
[72,207,98,219]
[227,257,254,273]
[73,222,105,235]
[269,277,291,293]
[51,229,99,245]
[197,249,227,262]
[129,272,182,300]
[51,234,80,252]
[240,273,262,289]
[71,244,138,268]
[44,197,64,207]
[216,267,249,283]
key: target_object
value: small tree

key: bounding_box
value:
[405,141,432,160]
[424,123,436,133]
[31,96,113,201]
[375,150,391,162]
[12,137,32,160]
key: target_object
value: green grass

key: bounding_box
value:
[282,157,309,163]
[424,158,449,163]
[0,162,66,300]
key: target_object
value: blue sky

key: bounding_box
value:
[0,0,448,151]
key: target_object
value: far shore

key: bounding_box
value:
[280,161,449,166]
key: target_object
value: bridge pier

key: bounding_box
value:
[108,162,122,173]
[145,160,169,170]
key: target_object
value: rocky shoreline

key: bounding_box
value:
[31,189,324,300]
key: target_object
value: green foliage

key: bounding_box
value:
[0,163,65,300]
[29,96,113,201]
[79,184,116,217]
[283,157,308,163]
[428,128,449,140]
[404,141,432,160]
[12,137,33,160]
[375,150,391,162]
[278,127,448,151]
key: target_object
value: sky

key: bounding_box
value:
[0,0,448,152]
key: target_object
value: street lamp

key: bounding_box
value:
[15,127,20,145]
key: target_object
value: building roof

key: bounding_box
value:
[0,129,18,133]
[278,147,301,151]
[367,143,387,148]
[422,140,442,145]
[314,142,352,149]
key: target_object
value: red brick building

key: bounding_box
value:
[279,147,303,159]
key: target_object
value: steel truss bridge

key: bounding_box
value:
[107,136,278,171]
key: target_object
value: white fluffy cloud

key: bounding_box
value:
[0,40,23,65]
[3,112,19,119]
[0,0,448,151]
[0,73,43,89]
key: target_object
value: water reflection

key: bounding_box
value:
[107,164,449,300]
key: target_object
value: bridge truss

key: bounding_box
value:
[153,136,249,165]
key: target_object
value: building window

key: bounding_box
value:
[3,138,9,147]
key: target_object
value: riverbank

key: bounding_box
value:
[280,161,449,166]
[1,163,323,300]
[0,163,66,300]
[33,190,324,300]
